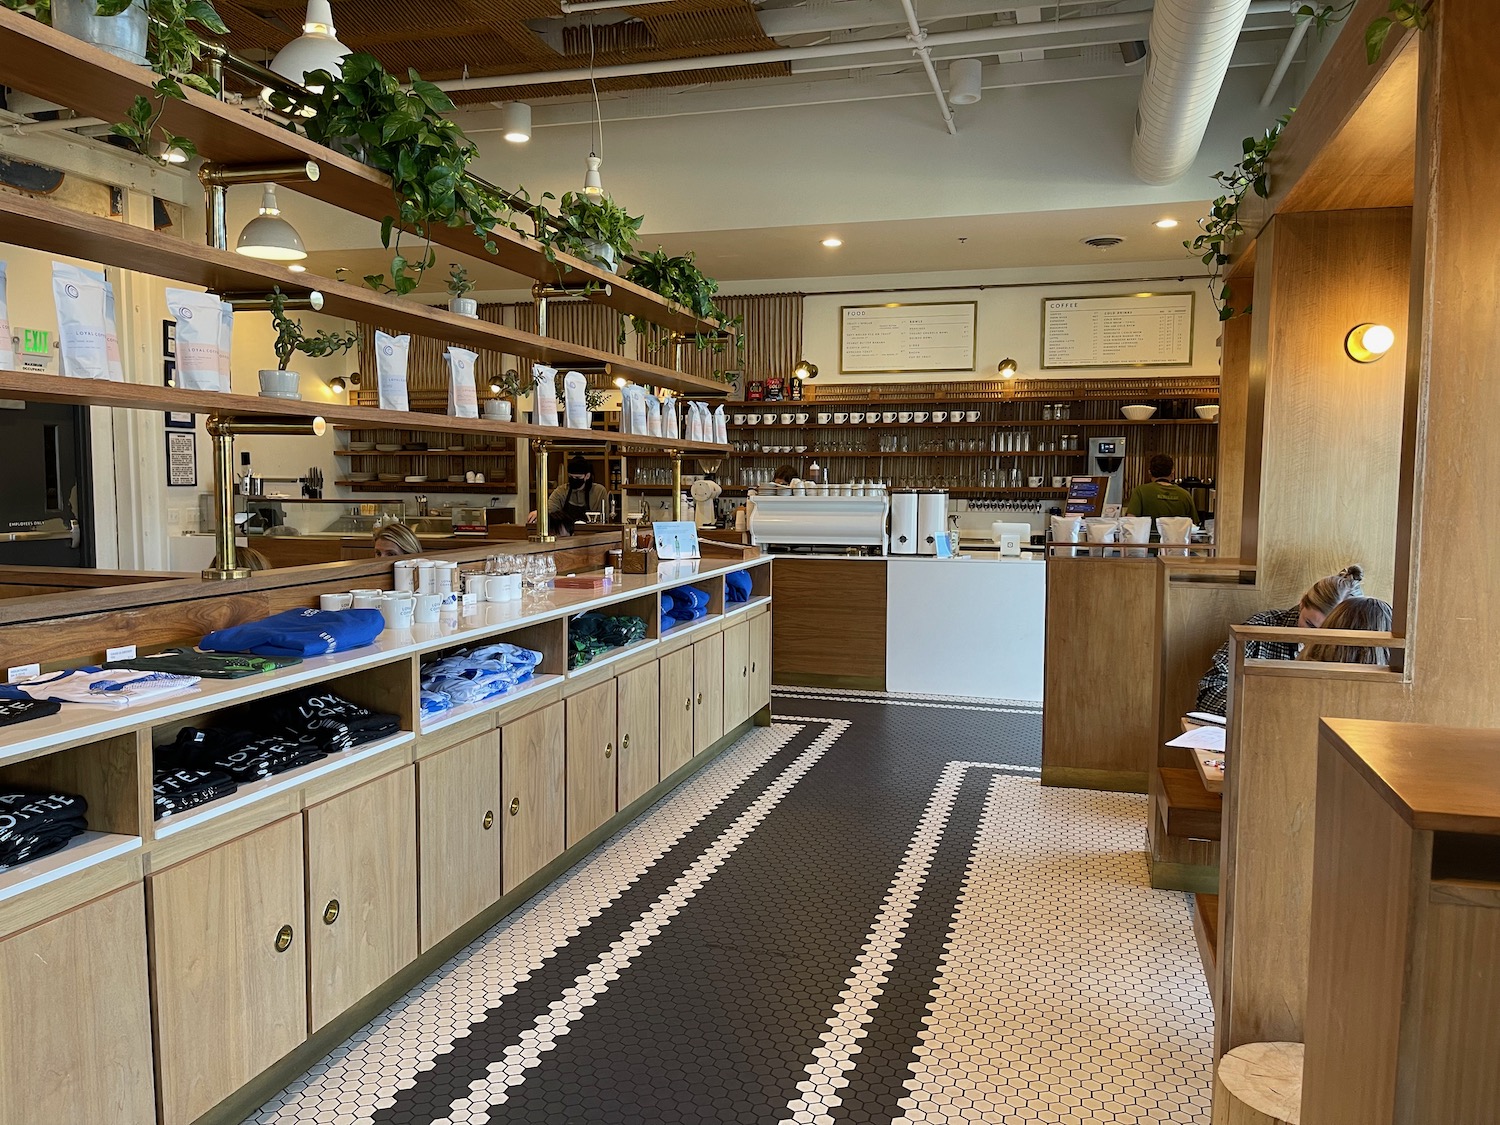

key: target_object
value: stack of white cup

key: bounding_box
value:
[484,573,523,602]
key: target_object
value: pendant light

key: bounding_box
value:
[581,20,606,198]
[235,185,308,263]
[502,101,532,144]
[582,154,603,197]
[269,0,351,90]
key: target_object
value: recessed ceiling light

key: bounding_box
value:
[821,237,843,248]
[1154,218,1179,229]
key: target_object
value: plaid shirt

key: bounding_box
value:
[1195,605,1302,715]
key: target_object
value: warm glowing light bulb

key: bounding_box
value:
[998,357,1018,379]
[1153,218,1179,229]
[821,237,843,248]
[1345,323,1396,363]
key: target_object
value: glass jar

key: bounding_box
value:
[1042,404,1054,421]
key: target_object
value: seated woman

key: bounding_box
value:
[1299,596,1394,665]
[372,521,422,558]
[1194,564,1364,715]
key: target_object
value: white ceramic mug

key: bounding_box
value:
[414,561,436,594]
[834,412,849,424]
[913,411,930,423]
[966,410,981,422]
[414,592,441,624]
[849,412,865,424]
[1028,475,1045,488]
[319,592,353,611]
[382,592,415,628]
[733,414,746,425]
[746,413,761,424]
[817,412,831,424]
[781,412,795,424]
[507,574,523,598]
[485,575,508,602]
[1052,476,1066,488]
[932,410,948,423]
[351,589,382,610]
[882,411,897,423]
[899,411,913,423]
[796,413,809,424]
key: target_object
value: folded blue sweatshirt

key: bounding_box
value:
[666,586,710,621]
[200,608,385,658]
[726,571,752,603]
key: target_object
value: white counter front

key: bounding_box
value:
[885,555,1045,702]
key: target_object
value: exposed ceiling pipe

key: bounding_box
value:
[1259,9,1309,106]
[1130,0,1252,184]
[755,0,1290,38]
[431,13,1146,92]
[897,0,958,135]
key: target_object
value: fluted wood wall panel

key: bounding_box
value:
[638,293,804,385]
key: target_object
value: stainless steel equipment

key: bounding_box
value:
[890,489,918,554]
[1087,436,1129,510]
[916,489,948,555]
[748,494,889,553]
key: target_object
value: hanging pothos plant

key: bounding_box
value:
[622,248,744,357]
[1296,0,1431,63]
[1185,110,1292,321]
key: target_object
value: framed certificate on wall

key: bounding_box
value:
[840,301,977,374]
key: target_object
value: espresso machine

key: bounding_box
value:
[1087,436,1128,511]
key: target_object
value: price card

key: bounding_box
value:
[7,663,41,683]
[106,645,137,663]
[652,521,700,561]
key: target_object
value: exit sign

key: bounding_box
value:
[21,328,49,356]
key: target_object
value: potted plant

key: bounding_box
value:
[555,191,643,274]
[261,287,359,399]
[446,262,477,317]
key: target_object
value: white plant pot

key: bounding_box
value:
[53,0,149,65]
[482,400,513,422]
[258,369,302,400]
[448,296,478,318]
[579,239,618,274]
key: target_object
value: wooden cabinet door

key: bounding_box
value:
[659,648,695,779]
[616,661,661,809]
[417,730,502,951]
[501,700,566,893]
[0,884,156,1125]
[305,767,418,1031]
[566,679,618,848]
[751,609,772,714]
[149,816,307,1125]
[693,633,725,755]
[723,619,751,729]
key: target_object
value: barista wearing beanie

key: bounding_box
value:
[1124,453,1198,521]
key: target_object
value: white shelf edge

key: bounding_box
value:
[724,595,772,614]
[418,673,566,734]
[659,614,720,641]
[152,731,415,839]
[565,637,658,678]
[0,831,141,902]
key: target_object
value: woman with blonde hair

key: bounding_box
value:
[1195,564,1364,715]
[1300,596,1393,665]
[372,521,422,558]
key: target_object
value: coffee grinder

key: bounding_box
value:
[1087,436,1128,511]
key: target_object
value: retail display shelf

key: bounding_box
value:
[0,831,142,903]
[152,731,415,839]
[418,673,566,735]
[565,637,657,678]
[0,372,729,454]
[724,595,772,615]
[729,451,1090,459]
[0,9,730,340]
[336,449,516,458]
[731,419,1219,429]
[0,191,731,400]
[659,614,721,641]
[335,480,519,494]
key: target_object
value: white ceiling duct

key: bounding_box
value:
[1130,0,1252,184]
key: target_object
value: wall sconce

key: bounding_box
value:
[328,372,360,394]
[793,359,818,380]
[1345,323,1395,363]
[998,357,1019,379]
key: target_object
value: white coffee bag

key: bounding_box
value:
[375,331,410,411]
[645,390,662,437]
[532,363,559,426]
[713,404,728,445]
[445,346,479,418]
[52,263,109,379]
[563,370,589,430]
[218,301,235,392]
[663,395,679,440]
[101,276,123,381]
[164,287,224,391]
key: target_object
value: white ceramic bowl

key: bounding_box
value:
[1195,405,1221,421]
[1121,404,1158,421]
[349,441,374,452]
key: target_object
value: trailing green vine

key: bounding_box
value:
[1185,110,1292,321]
[1296,0,1431,63]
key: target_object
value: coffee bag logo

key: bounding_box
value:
[64,283,79,299]
[178,305,194,319]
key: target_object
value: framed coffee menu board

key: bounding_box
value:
[1041,292,1194,369]
[841,302,977,373]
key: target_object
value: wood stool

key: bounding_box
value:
[1212,1042,1303,1125]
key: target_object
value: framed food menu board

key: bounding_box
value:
[841,302,977,374]
[1041,292,1194,369]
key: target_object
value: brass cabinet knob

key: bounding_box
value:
[322,900,340,926]
[605,742,613,758]
[483,810,495,830]
[274,924,294,953]
[685,698,691,711]
[697,692,703,705]
[622,734,630,750]
[509,796,521,816]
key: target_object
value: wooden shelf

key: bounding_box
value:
[0,9,729,340]
[0,372,729,454]
[731,419,1218,429]
[336,480,517,493]
[0,190,731,400]
[730,451,1088,459]
[1158,766,1223,841]
[802,394,1220,408]
[336,450,515,459]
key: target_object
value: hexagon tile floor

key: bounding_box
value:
[247,689,1213,1125]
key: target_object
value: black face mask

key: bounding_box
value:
[568,476,589,487]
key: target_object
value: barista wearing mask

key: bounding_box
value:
[529,455,609,535]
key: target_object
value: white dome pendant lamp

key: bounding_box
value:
[236,185,308,263]
[270,0,352,90]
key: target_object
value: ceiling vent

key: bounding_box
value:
[1081,236,1126,250]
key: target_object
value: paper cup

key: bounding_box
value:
[392,561,415,592]
[319,592,353,611]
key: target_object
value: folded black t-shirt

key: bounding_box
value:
[0,698,63,728]
[153,768,239,820]
[0,790,89,870]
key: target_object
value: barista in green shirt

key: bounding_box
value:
[1124,453,1199,521]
